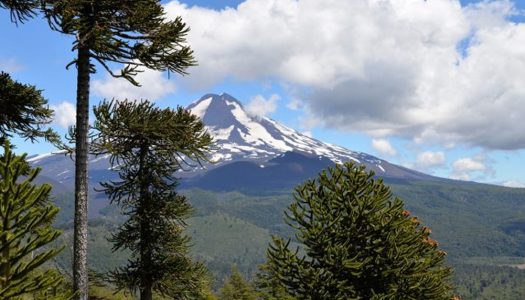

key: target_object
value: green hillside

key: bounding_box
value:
[50,180,525,299]
[189,213,271,280]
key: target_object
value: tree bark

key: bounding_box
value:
[73,44,90,300]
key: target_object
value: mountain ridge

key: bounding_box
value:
[29,92,438,198]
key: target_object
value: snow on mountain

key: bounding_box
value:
[29,92,433,191]
[188,93,366,165]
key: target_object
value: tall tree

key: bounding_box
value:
[259,162,454,300]
[0,0,39,23]
[1,0,59,144]
[219,266,258,300]
[0,141,64,298]
[0,72,59,145]
[90,100,212,300]
[42,2,196,298]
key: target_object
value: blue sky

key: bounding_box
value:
[1,0,525,187]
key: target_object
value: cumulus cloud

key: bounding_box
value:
[416,151,446,170]
[0,58,23,73]
[164,0,525,150]
[372,139,397,156]
[92,69,176,101]
[51,101,76,128]
[245,94,279,117]
[451,155,490,180]
[502,180,525,188]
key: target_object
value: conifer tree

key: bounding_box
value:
[0,2,59,145]
[90,100,212,300]
[0,141,64,298]
[41,2,196,297]
[219,266,258,300]
[0,0,39,23]
[259,162,454,300]
[0,72,59,145]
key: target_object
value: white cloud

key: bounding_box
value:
[451,155,490,180]
[287,98,303,110]
[0,58,23,73]
[416,151,446,169]
[164,0,525,150]
[372,139,397,156]
[92,69,176,101]
[502,180,525,188]
[245,94,279,117]
[298,114,322,130]
[51,101,76,128]
[453,157,487,172]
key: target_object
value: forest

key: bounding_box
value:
[2,1,525,300]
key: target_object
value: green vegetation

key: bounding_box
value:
[46,177,525,299]
[218,267,257,300]
[454,264,525,300]
[189,213,271,280]
[41,0,197,296]
[0,70,59,145]
[0,0,39,23]
[91,100,213,299]
[388,180,525,259]
[0,141,65,298]
[259,163,453,299]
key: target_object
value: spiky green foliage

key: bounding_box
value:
[0,141,65,298]
[0,72,60,145]
[43,0,196,85]
[218,266,258,300]
[0,0,39,23]
[91,100,212,300]
[41,2,196,297]
[259,162,454,300]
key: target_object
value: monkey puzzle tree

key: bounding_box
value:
[41,1,196,297]
[259,162,454,300]
[0,0,39,23]
[0,72,59,145]
[90,100,212,300]
[0,141,64,298]
[0,2,59,145]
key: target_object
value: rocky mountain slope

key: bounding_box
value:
[29,93,434,194]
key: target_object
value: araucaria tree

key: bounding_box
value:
[91,100,212,300]
[0,72,59,145]
[1,2,61,147]
[0,0,39,23]
[42,1,196,297]
[0,141,64,298]
[259,162,454,299]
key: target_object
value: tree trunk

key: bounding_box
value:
[140,287,153,300]
[138,143,153,300]
[73,44,90,300]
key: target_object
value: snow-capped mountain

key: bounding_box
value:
[186,93,430,180]
[29,93,433,195]
[188,93,363,164]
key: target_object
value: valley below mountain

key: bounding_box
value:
[32,93,525,299]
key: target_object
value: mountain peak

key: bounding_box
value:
[27,92,436,195]
[185,93,387,170]
[189,93,243,116]
[187,93,249,133]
